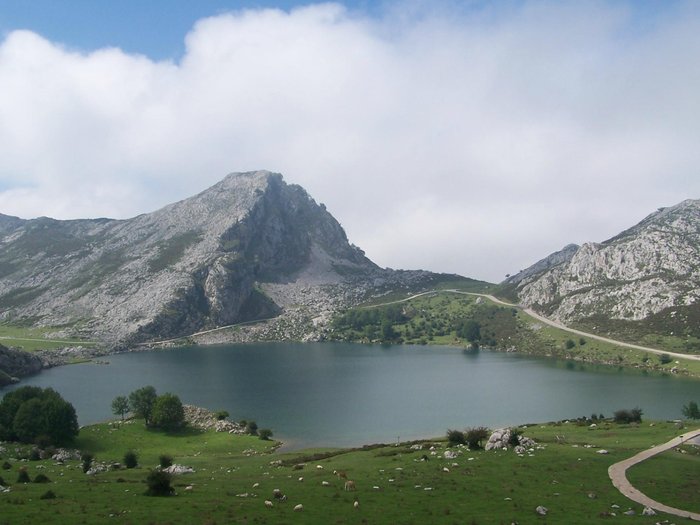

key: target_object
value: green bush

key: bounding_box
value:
[17,468,30,483]
[1,461,10,470]
[659,353,673,365]
[81,453,94,473]
[446,429,466,446]
[246,421,258,436]
[33,473,50,483]
[124,451,138,469]
[159,455,173,469]
[145,469,174,496]
[614,407,643,424]
[682,400,700,420]
[39,489,56,500]
[508,427,523,447]
[258,428,273,441]
[215,411,229,421]
[565,339,576,350]
[465,427,489,450]
[0,475,5,486]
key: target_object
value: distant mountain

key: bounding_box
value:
[504,200,700,344]
[0,171,469,347]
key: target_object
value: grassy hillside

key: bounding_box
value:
[0,417,696,524]
[328,291,700,378]
[0,324,97,352]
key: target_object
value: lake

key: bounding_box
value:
[3,342,698,450]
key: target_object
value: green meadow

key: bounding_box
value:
[0,418,696,524]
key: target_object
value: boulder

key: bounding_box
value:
[535,505,548,515]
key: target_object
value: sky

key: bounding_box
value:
[0,0,698,283]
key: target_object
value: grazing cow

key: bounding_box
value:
[334,470,348,479]
[344,480,356,491]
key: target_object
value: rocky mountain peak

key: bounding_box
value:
[0,171,381,345]
[508,198,700,331]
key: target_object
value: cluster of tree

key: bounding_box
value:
[111,386,185,430]
[0,386,78,446]
[332,305,410,342]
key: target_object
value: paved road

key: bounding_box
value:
[608,429,700,521]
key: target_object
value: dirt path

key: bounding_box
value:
[608,429,700,520]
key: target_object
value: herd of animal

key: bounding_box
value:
[261,467,359,511]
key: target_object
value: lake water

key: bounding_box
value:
[3,342,698,450]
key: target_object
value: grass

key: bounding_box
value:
[0,418,695,524]
[626,442,700,514]
[0,324,97,352]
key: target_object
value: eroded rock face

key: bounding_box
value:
[0,344,43,385]
[509,200,700,325]
[0,171,399,346]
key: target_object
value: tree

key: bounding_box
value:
[129,386,157,425]
[246,420,258,436]
[0,386,78,446]
[259,428,273,441]
[565,339,576,350]
[682,400,700,420]
[145,469,174,496]
[465,427,489,450]
[150,393,185,431]
[111,396,130,421]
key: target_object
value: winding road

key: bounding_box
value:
[608,429,700,521]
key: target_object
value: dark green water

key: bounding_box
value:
[4,342,698,449]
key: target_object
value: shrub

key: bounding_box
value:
[246,421,258,436]
[159,455,173,469]
[215,411,229,421]
[40,490,56,500]
[124,451,138,469]
[565,339,576,350]
[659,353,673,365]
[0,475,5,486]
[682,401,700,420]
[81,453,94,473]
[29,448,41,461]
[508,427,523,447]
[17,468,30,483]
[33,473,50,483]
[1,461,10,470]
[259,429,273,441]
[145,469,174,496]
[465,427,489,450]
[614,407,643,424]
[446,429,466,446]
[579,338,586,346]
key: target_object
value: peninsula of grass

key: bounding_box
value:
[0,417,696,524]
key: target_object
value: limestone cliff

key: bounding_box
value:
[508,200,700,332]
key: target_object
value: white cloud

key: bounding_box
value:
[1,1,699,282]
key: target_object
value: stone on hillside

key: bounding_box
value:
[535,505,548,515]
[642,507,656,516]
[164,464,195,475]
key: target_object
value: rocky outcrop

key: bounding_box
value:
[0,344,43,385]
[507,200,700,328]
[1,171,443,346]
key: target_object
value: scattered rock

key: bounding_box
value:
[535,505,548,516]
